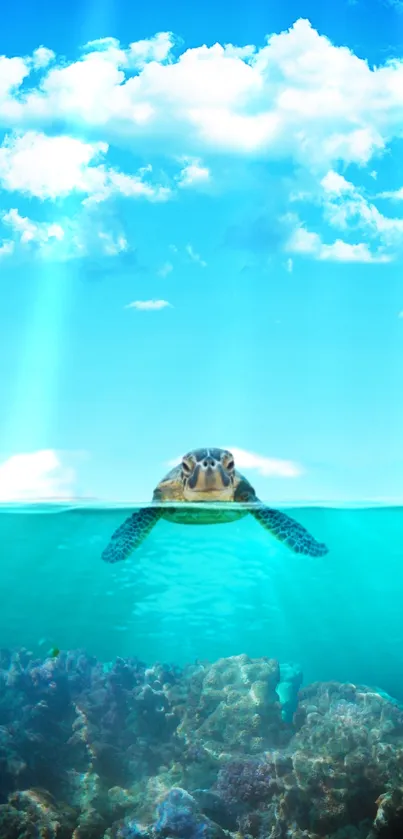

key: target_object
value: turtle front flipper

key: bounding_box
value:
[234,478,327,557]
[250,503,328,557]
[101,507,162,563]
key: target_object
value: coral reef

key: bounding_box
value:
[1,649,403,838]
[178,654,288,757]
[276,661,303,722]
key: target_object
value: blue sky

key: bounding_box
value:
[0,0,403,503]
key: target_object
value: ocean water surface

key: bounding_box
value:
[1,501,402,697]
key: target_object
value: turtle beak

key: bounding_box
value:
[189,457,230,491]
[203,463,220,490]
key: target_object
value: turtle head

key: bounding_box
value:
[181,448,235,502]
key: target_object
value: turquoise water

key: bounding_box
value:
[2,502,402,698]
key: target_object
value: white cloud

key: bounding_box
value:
[286,222,389,263]
[320,171,355,196]
[0,239,14,258]
[84,167,171,205]
[1,208,64,251]
[377,187,403,201]
[168,447,302,477]
[0,450,75,500]
[1,206,129,262]
[286,169,403,262]
[0,55,30,101]
[1,18,401,172]
[285,257,293,272]
[158,261,173,277]
[398,311,403,318]
[97,230,128,255]
[0,131,108,199]
[287,225,320,255]
[32,47,56,69]
[319,239,390,263]
[3,207,64,245]
[186,243,207,266]
[1,24,403,263]
[227,447,302,477]
[128,31,175,67]
[320,170,403,253]
[126,299,172,310]
[0,131,171,204]
[177,157,210,188]
[83,37,124,56]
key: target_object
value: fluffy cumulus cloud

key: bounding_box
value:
[0,56,30,106]
[0,131,170,203]
[0,20,403,262]
[0,207,66,261]
[320,171,403,246]
[0,205,128,262]
[286,224,391,263]
[177,157,210,188]
[32,47,55,70]
[128,31,175,67]
[378,187,403,201]
[0,131,107,199]
[283,166,403,262]
[0,450,75,500]
[3,207,64,244]
[0,19,401,166]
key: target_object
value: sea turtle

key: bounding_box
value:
[102,447,328,563]
[102,448,328,562]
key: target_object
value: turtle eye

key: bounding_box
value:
[226,460,235,471]
[182,460,192,475]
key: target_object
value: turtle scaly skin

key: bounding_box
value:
[102,507,162,564]
[101,447,328,563]
[233,478,328,557]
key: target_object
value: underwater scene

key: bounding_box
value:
[2,0,403,833]
[1,501,403,838]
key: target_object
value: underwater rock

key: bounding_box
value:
[214,757,274,809]
[110,788,226,839]
[5,788,77,837]
[155,787,203,837]
[71,806,109,838]
[111,819,151,839]
[276,661,303,723]
[367,787,403,838]
[0,648,182,802]
[178,654,287,759]
[0,724,28,799]
[2,649,403,838]
[0,803,39,839]
[154,787,226,839]
[211,757,277,835]
[191,789,237,831]
[134,681,179,742]
[270,682,403,838]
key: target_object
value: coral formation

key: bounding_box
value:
[276,661,303,722]
[1,649,403,838]
[177,654,287,757]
